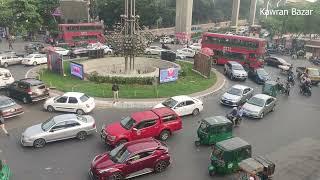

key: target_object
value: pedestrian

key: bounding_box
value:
[8,37,13,50]
[0,113,9,136]
[112,83,119,103]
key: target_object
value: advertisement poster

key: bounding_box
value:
[47,50,63,75]
[159,67,179,84]
[70,62,84,80]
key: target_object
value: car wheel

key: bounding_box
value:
[76,109,85,115]
[271,105,276,112]
[230,74,234,80]
[6,91,11,97]
[116,139,128,147]
[109,172,123,180]
[260,112,264,119]
[107,51,111,55]
[147,51,151,55]
[76,131,87,140]
[4,63,8,68]
[33,61,37,66]
[195,140,201,146]
[33,138,46,148]
[47,105,55,112]
[192,108,200,116]
[159,130,170,141]
[154,160,169,173]
[22,97,29,104]
[209,170,215,177]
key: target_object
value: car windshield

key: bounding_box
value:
[76,115,87,123]
[120,116,136,130]
[162,98,178,108]
[0,98,15,108]
[25,54,34,58]
[80,94,90,102]
[41,117,56,131]
[227,88,242,96]
[233,65,244,70]
[199,121,209,133]
[247,97,265,107]
[257,69,268,76]
[212,148,223,160]
[109,144,131,163]
[277,58,287,64]
[309,69,320,76]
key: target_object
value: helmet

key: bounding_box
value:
[233,107,237,111]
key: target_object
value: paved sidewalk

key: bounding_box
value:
[26,65,226,109]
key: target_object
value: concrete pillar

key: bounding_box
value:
[231,0,240,27]
[175,0,193,42]
[249,0,257,25]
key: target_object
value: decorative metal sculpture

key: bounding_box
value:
[106,0,154,73]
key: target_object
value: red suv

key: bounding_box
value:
[90,138,170,180]
[101,107,182,146]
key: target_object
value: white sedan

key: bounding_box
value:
[144,46,165,55]
[44,92,95,115]
[153,95,203,116]
[176,48,196,58]
[22,53,47,66]
[54,47,70,56]
[188,43,201,51]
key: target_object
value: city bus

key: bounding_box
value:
[57,23,106,46]
[201,32,266,69]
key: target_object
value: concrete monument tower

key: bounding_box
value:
[175,0,193,42]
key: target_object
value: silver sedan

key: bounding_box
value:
[220,84,254,107]
[242,94,277,119]
[21,114,96,148]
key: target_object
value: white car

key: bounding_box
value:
[160,37,174,44]
[88,43,113,55]
[44,92,95,115]
[189,43,201,51]
[54,47,70,56]
[176,48,196,58]
[145,46,165,55]
[0,68,14,88]
[0,54,22,67]
[153,95,203,116]
[22,53,47,66]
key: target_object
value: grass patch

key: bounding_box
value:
[40,61,216,99]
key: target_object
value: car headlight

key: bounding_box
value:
[99,168,114,174]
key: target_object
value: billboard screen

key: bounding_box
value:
[47,50,63,75]
[159,67,179,84]
[70,62,84,80]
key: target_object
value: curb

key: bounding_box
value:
[26,64,226,109]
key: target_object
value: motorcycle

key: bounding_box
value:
[287,74,295,86]
[226,113,242,127]
[300,84,312,96]
[278,82,290,96]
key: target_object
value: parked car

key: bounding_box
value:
[6,78,50,104]
[248,68,271,84]
[160,36,174,44]
[70,47,89,58]
[153,95,203,116]
[220,85,254,107]
[90,138,170,180]
[145,46,165,55]
[224,61,248,81]
[242,94,277,119]
[24,42,45,54]
[0,68,14,88]
[0,54,22,67]
[264,56,291,67]
[21,53,47,66]
[0,96,23,119]
[176,48,196,58]
[21,114,96,148]
[100,107,182,146]
[87,43,113,55]
[54,47,70,56]
[44,92,95,115]
[189,43,201,51]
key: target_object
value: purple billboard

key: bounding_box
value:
[70,62,84,80]
[159,67,179,84]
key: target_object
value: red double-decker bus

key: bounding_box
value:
[201,33,266,69]
[57,23,105,46]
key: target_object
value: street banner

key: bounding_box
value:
[159,67,179,84]
[47,50,64,75]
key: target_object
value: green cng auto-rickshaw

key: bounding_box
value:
[238,156,275,180]
[195,116,233,146]
[262,81,278,97]
[208,137,252,176]
[0,160,11,180]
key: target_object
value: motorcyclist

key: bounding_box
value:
[235,106,244,126]
[287,68,295,85]
[300,75,311,94]
[229,107,238,125]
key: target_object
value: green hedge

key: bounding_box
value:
[87,71,155,85]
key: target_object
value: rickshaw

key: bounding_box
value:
[238,156,275,180]
[0,160,11,180]
[208,137,252,176]
[262,81,278,97]
[195,116,233,146]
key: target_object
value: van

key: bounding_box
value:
[0,68,14,88]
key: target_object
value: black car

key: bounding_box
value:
[264,56,291,67]
[6,78,50,104]
[248,68,271,84]
[24,43,45,54]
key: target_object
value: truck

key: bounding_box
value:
[296,67,320,85]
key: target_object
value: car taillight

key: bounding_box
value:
[27,88,32,95]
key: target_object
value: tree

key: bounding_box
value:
[0,0,14,31]
[36,0,59,32]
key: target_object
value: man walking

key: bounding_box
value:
[112,83,119,103]
[0,113,9,136]
[8,36,13,50]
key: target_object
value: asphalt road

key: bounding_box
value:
[0,54,320,180]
